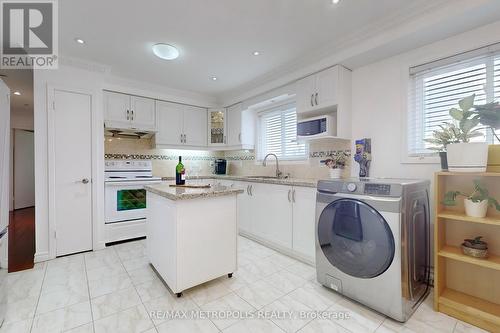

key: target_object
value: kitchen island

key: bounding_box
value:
[144,183,243,297]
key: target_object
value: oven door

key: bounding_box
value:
[105,181,159,224]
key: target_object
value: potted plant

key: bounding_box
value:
[424,123,461,171]
[323,152,348,179]
[446,94,489,172]
[443,179,500,218]
[473,100,500,172]
[462,236,488,259]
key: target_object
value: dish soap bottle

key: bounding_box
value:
[176,156,186,185]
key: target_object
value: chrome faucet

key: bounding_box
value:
[263,153,283,178]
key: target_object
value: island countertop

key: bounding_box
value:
[145,183,244,201]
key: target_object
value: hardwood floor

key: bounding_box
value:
[8,207,35,273]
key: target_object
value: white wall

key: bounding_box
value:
[350,20,500,183]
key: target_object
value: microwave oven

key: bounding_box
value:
[297,114,336,139]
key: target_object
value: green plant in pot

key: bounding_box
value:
[323,152,348,179]
[443,179,500,218]
[445,94,489,172]
[473,100,500,172]
[424,123,461,170]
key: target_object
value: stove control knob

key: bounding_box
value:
[347,183,357,192]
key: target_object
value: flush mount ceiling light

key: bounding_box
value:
[152,43,179,60]
[332,0,340,4]
[211,76,218,81]
[13,91,21,96]
[253,51,260,56]
[74,38,85,44]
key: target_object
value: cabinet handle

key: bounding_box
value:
[180,134,183,143]
[184,134,187,143]
[292,189,296,203]
[131,110,134,120]
[287,189,291,202]
[315,93,318,106]
[246,185,250,195]
[310,94,314,107]
[238,133,241,143]
[126,110,130,120]
[249,185,253,196]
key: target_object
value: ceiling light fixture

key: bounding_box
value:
[13,91,21,96]
[75,38,85,44]
[332,0,340,4]
[211,77,218,81]
[152,43,180,60]
[253,51,260,56]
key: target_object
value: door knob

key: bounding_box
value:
[82,178,90,184]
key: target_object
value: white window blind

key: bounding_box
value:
[258,103,307,161]
[408,45,500,156]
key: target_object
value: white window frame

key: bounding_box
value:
[256,101,308,163]
[405,43,500,164]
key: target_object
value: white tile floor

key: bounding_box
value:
[0,236,488,333]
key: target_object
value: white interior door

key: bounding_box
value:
[13,130,35,209]
[52,89,93,256]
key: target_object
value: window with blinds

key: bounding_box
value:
[408,45,500,156]
[258,103,307,161]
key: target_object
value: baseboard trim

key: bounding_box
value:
[34,251,50,263]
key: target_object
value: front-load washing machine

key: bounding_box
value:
[315,178,430,322]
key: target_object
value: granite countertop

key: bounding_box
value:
[159,175,318,188]
[145,182,244,201]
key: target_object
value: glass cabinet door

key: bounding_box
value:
[209,109,226,145]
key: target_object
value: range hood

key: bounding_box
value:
[104,129,156,139]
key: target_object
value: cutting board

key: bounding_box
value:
[169,184,211,189]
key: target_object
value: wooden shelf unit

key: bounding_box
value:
[434,172,500,332]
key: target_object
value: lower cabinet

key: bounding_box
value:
[235,181,316,262]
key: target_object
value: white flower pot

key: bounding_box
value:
[329,168,343,179]
[464,198,488,218]
[447,142,489,173]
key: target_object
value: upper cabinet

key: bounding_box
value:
[226,103,255,149]
[296,65,352,139]
[208,108,227,146]
[104,91,156,131]
[155,101,207,148]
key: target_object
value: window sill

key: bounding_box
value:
[401,155,441,164]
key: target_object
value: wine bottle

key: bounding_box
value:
[175,156,186,185]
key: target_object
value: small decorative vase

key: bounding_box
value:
[464,198,488,218]
[329,168,343,179]
[439,152,448,171]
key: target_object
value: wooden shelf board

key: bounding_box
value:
[437,211,500,226]
[436,171,500,177]
[438,245,500,271]
[439,288,500,327]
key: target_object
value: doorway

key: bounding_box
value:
[1,69,35,272]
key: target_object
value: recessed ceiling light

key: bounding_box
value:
[75,38,85,44]
[332,0,340,4]
[253,51,260,56]
[211,76,218,81]
[13,91,21,96]
[152,43,179,60]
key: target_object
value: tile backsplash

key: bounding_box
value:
[104,137,352,179]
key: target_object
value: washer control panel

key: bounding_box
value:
[364,183,391,195]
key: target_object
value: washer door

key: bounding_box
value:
[318,198,395,279]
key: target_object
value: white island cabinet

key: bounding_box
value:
[145,183,243,296]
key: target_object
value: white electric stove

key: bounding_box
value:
[104,160,161,243]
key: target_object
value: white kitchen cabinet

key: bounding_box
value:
[292,187,317,261]
[129,96,156,130]
[104,91,156,131]
[253,183,293,249]
[183,106,208,146]
[208,108,227,146]
[316,66,338,108]
[155,101,184,145]
[235,181,317,263]
[226,103,255,149]
[296,75,317,113]
[155,101,207,148]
